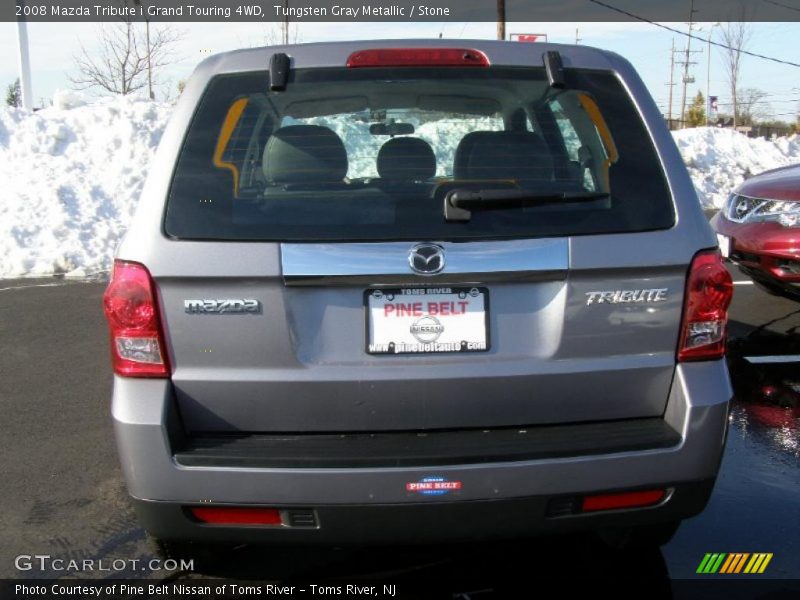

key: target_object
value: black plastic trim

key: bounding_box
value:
[269,53,290,91]
[174,418,680,469]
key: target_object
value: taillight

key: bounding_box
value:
[677,250,733,362]
[103,260,169,377]
[188,507,283,526]
[582,489,666,512]
[346,48,489,68]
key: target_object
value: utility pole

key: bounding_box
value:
[679,0,700,128]
[15,0,34,111]
[705,22,720,126]
[667,38,676,124]
[283,0,289,44]
[575,28,582,44]
[497,0,505,41]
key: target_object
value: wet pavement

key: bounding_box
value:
[0,266,798,593]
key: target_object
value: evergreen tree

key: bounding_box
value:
[686,91,706,127]
[5,78,21,107]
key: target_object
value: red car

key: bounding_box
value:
[712,164,800,299]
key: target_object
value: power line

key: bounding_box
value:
[761,92,800,97]
[762,0,800,14]
[713,99,800,106]
[588,0,800,68]
[656,97,800,106]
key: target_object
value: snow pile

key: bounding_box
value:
[297,114,502,178]
[1,95,799,279]
[52,89,88,110]
[0,94,171,278]
[416,117,504,176]
[672,127,800,208]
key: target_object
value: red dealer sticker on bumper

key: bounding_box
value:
[406,477,463,496]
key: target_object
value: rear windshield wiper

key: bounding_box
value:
[444,189,609,222]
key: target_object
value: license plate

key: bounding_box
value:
[366,287,489,354]
[717,233,731,258]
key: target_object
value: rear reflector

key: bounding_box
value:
[582,489,666,512]
[103,260,169,377]
[346,48,489,68]
[189,507,283,526]
[678,250,733,362]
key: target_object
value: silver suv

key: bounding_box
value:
[104,40,733,550]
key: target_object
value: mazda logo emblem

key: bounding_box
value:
[408,243,445,275]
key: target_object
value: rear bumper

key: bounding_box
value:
[736,264,800,299]
[112,360,731,542]
[131,481,715,544]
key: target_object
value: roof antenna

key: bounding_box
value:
[270,53,290,92]
[543,51,565,89]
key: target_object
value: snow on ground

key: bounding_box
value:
[1,96,799,278]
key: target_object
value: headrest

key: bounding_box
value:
[453,131,554,185]
[376,137,436,181]
[263,125,348,184]
[578,145,594,166]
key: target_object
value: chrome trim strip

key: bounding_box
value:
[281,239,569,286]
[725,194,797,224]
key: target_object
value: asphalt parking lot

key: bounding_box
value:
[0,266,798,594]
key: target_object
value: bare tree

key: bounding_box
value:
[233,22,302,51]
[718,20,751,130]
[262,22,301,46]
[69,7,182,96]
[281,0,290,44]
[736,88,769,126]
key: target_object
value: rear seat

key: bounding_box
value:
[453,130,555,188]
[376,137,437,186]
[262,124,348,189]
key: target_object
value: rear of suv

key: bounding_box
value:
[105,40,733,549]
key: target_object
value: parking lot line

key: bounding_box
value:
[0,282,72,292]
[743,355,800,364]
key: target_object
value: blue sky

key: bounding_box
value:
[1,21,799,121]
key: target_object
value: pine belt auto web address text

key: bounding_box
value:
[14,583,398,597]
[30,3,452,19]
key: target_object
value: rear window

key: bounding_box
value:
[165,66,674,241]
